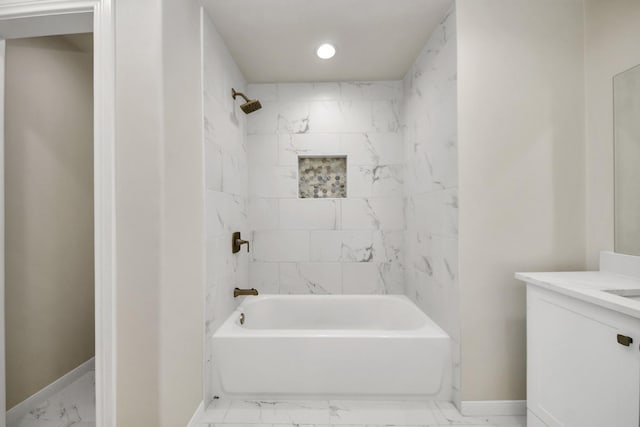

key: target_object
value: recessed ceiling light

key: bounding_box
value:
[316,43,336,60]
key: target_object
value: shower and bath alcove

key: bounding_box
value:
[201,3,459,420]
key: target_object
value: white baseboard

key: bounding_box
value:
[6,357,95,426]
[186,401,204,427]
[460,400,526,416]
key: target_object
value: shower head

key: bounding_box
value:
[232,88,262,114]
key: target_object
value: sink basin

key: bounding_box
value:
[603,289,640,302]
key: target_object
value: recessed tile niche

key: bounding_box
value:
[298,156,347,198]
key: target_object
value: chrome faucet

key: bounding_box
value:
[232,231,250,253]
[234,287,259,298]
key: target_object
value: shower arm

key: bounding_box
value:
[231,88,251,103]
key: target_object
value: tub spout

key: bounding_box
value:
[234,287,259,298]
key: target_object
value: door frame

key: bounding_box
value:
[0,1,116,426]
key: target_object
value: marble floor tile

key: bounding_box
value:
[201,424,271,427]
[197,399,527,427]
[13,422,95,427]
[199,399,232,423]
[328,400,438,425]
[434,401,490,425]
[9,371,95,427]
[484,415,529,425]
[200,424,525,427]
[282,401,333,425]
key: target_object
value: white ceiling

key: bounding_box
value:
[202,0,453,83]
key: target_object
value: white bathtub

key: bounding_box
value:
[212,295,451,399]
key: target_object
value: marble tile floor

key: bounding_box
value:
[10,370,95,427]
[197,400,526,427]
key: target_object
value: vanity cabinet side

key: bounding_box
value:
[526,285,640,427]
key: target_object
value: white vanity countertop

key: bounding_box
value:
[516,270,640,319]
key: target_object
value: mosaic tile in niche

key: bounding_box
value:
[299,157,347,198]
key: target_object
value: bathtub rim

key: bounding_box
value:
[213,294,450,339]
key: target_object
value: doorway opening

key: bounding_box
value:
[0,2,115,427]
[4,32,95,427]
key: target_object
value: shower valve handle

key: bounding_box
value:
[232,231,250,253]
[237,238,250,252]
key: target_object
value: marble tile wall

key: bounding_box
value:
[202,12,250,403]
[402,7,460,404]
[247,81,404,295]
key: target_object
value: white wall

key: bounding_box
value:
[202,10,250,403]
[246,82,404,295]
[115,0,208,424]
[584,0,640,267]
[4,35,94,409]
[457,0,586,401]
[159,0,205,425]
[115,0,163,424]
[402,7,458,403]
